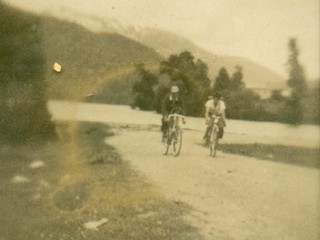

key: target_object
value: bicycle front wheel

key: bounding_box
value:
[172,127,182,157]
[162,130,170,155]
[210,128,218,157]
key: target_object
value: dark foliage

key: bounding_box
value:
[0,3,55,144]
[284,38,307,124]
[213,67,231,95]
[154,85,170,113]
[224,89,269,121]
[230,65,245,91]
[132,64,158,110]
[156,51,210,116]
[302,84,320,124]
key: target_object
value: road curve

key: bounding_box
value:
[48,100,320,239]
[107,129,319,240]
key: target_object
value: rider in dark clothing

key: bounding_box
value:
[161,86,185,140]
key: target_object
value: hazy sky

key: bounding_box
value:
[6,0,320,79]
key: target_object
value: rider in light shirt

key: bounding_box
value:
[203,94,226,143]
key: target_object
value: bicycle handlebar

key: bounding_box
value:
[167,113,186,124]
[210,115,221,119]
[168,113,185,119]
[208,115,220,125]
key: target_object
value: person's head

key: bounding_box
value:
[213,93,221,106]
[170,86,179,100]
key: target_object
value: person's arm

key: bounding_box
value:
[204,101,210,123]
[205,107,212,124]
[179,97,187,116]
[161,95,169,116]
[221,109,226,121]
[220,101,227,125]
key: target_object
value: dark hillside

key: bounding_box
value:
[39,17,162,100]
[30,9,286,96]
[86,73,141,105]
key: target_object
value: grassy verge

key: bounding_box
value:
[219,143,320,169]
[0,122,202,240]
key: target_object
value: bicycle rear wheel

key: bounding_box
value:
[172,126,182,157]
[210,128,218,157]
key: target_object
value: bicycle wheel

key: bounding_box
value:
[210,128,218,157]
[162,130,170,155]
[172,126,182,157]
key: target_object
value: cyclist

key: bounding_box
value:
[203,94,226,144]
[161,86,185,141]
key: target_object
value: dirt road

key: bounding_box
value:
[49,100,320,240]
[48,100,319,148]
[107,129,319,240]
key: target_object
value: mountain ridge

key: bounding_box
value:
[39,7,287,90]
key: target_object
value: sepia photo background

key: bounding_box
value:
[0,0,319,239]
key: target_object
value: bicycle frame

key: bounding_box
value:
[166,106,185,135]
[167,113,185,128]
[163,110,185,156]
[209,115,220,132]
[208,115,220,157]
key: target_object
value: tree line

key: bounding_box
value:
[132,39,319,125]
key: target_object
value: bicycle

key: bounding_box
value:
[162,108,186,157]
[205,115,221,157]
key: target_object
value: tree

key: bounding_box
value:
[287,39,307,97]
[226,89,265,121]
[158,51,210,116]
[132,64,158,110]
[285,38,307,124]
[154,84,169,113]
[230,65,245,91]
[270,90,285,102]
[213,67,231,96]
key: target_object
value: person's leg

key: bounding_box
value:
[203,125,210,139]
[218,127,224,139]
[161,117,165,132]
[161,117,169,141]
[203,117,213,140]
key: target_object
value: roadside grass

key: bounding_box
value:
[72,122,203,239]
[219,143,320,169]
[0,122,202,240]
